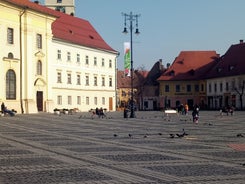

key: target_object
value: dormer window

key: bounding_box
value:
[217,67,222,73]
[229,65,234,71]
[169,70,175,76]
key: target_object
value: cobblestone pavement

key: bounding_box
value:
[0,110,244,184]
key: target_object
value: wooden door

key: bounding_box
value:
[36,91,43,111]
[109,97,113,111]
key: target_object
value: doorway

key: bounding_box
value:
[36,91,43,111]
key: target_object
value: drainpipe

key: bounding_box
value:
[19,8,26,114]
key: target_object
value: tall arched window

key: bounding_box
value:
[37,60,42,75]
[6,69,16,99]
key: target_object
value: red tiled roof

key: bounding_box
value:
[117,70,132,88]
[205,42,245,79]
[52,14,117,53]
[4,0,117,53]
[117,70,149,88]
[158,51,219,81]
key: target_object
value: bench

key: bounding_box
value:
[163,109,178,121]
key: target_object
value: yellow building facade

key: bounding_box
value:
[159,80,207,109]
[0,0,56,113]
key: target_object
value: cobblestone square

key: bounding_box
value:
[0,111,244,183]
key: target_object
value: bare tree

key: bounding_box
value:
[234,80,245,110]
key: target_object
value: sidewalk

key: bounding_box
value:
[0,111,244,183]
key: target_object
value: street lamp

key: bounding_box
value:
[122,12,140,118]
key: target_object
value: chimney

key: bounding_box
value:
[239,39,243,44]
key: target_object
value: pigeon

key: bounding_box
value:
[128,134,133,138]
[113,134,118,137]
[158,133,162,136]
[143,135,148,138]
[176,133,184,138]
[237,133,244,137]
[182,129,188,136]
[169,134,175,138]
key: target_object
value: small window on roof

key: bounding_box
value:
[89,35,94,39]
[229,65,234,71]
[217,67,222,73]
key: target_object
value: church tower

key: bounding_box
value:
[45,0,75,16]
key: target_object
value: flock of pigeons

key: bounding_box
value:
[113,129,244,139]
[113,129,189,139]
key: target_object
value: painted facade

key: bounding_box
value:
[158,51,219,110]
[0,0,56,113]
[1,0,118,113]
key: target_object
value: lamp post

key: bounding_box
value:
[122,12,140,118]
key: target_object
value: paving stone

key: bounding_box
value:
[0,111,244,183]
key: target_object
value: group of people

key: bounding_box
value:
[93,107,106,118]
[178,103,200,123]
[1,102,15,116]
[178,103,189,115]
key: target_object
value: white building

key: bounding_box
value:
[206,41,245,110]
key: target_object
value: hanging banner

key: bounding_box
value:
[124,42,131,76]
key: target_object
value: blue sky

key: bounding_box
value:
[38,0,245,70]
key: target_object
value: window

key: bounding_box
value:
[220,83,223,92]
[165,85,169,92]
[6,69,16,99]
[109,77,112,87]
[67,73,72,84]
[226,82,229,91]
[94,57,97,66]
[57,72,62,83]
[122,91,126,96]
[195,84,199,92]
[57,0,62,3]
[201,84,204,91]
[77,54,80,63]
[57,95,62,105]
[77,96,81,105]
[85,75,89,86]
[94,97,97,105]
[68,96,72,105]
[102,58,105,67]
[55,6,65,13]
[109,60,112,68]
[37,60,42,75]
[186,84,191,92]
[8,52,14,59]
[36,34,42,49]
[85,56,89,65]
[102,97,105,105]
[57,50,61,60]
[102,77,105,86]
[7,28,14,44]
[77,74,81,85]
[67,52,71,61]
[214,83,217,92]
[94,76,97,86]
[86,97,89,105]
[175,85,180,92]
[209,84,212,93]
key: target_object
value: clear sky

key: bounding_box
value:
[37,0,245,70]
